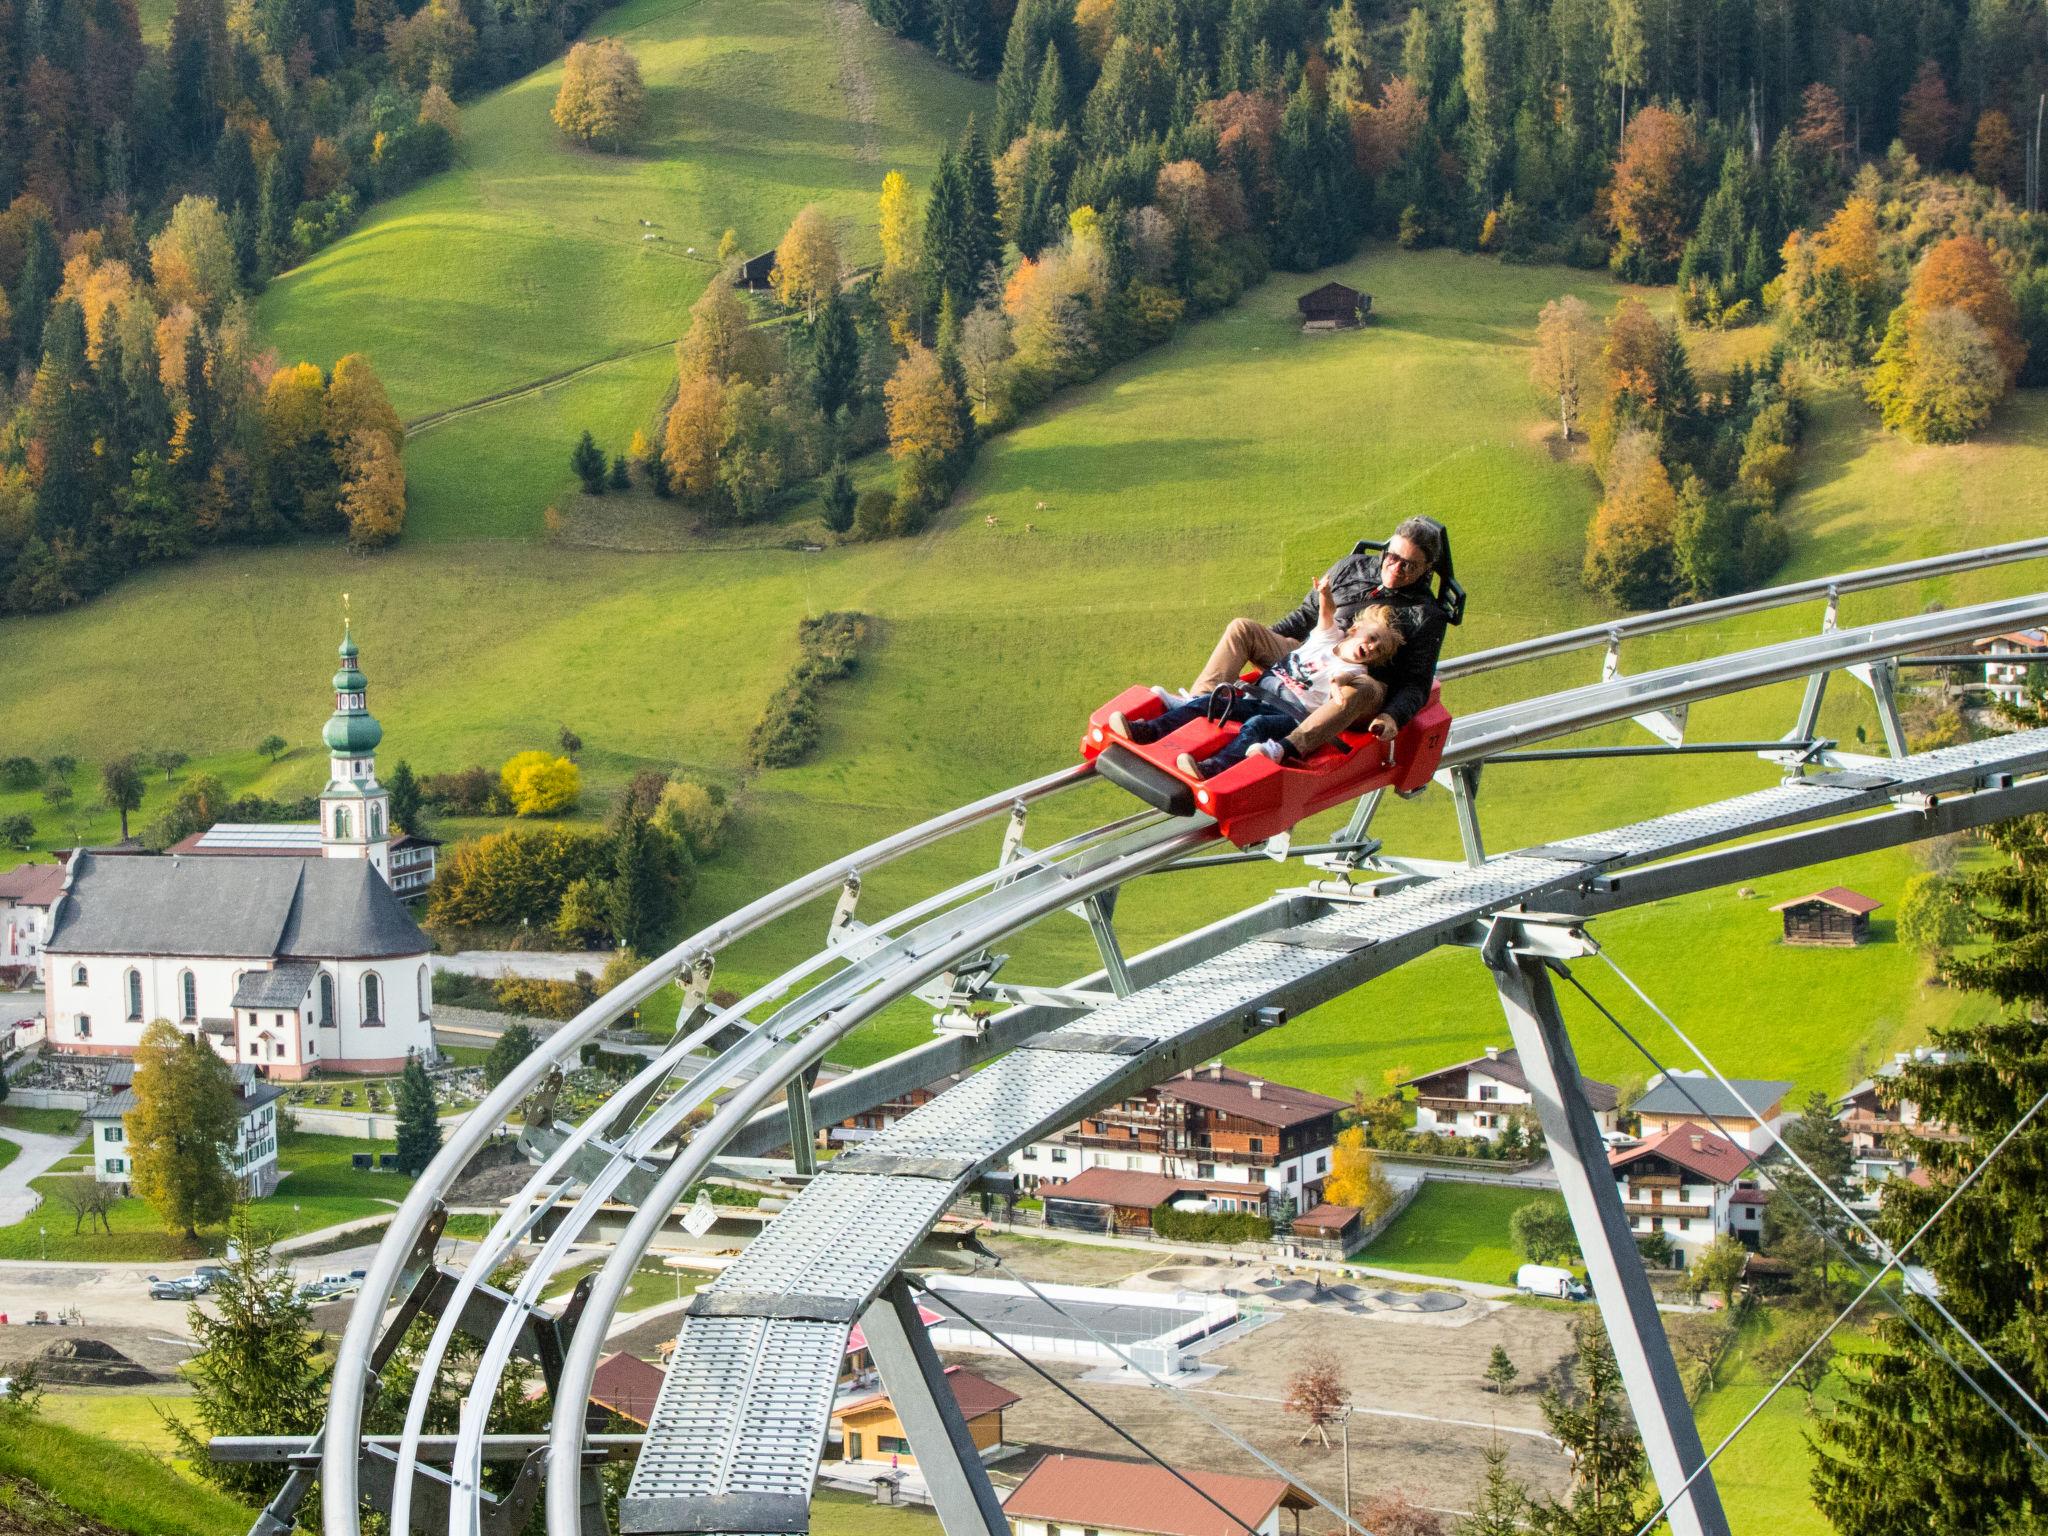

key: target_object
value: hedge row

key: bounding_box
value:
[748,612,874,769]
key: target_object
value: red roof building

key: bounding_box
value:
[1037,1166,1271,1232]
[1770,886,1881,947]
[832,1366,1020,1468]
[1003,1453,1312,1536]
[1609,1122,1766,1267]
[590,1352,664,1427]
[1013,1064,1346,1212]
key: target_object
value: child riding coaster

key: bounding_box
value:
[1106,578,1406,780]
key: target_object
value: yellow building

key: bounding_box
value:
[832,1365,1019,1466]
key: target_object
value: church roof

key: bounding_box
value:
[45,854,426,961]
[232,960,323,1009]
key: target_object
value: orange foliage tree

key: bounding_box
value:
[1607,105,1701,276]
[1907,235,2024,380]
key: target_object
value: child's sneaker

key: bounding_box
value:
[1176,752,1204,780]
[1151,685,1190,705]
[1249,739,1286,762]
[1106,711,1133,740]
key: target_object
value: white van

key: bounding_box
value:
[1517,1263,1589,1301]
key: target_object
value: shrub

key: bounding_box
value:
[426,824,609,930]
[748,614,872,770]
[500,751,581,816]
[853,487,896,540]
[420,764,503,816]
[492,974,596,1020]
[654,780,730,858]
[0,756,40,791]
[1150,1206,1269,1243]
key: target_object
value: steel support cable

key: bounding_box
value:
[1553,961,2048,1466]
[1626,1086,2048,1536]
[540,821,1218,1533]
[382,809,1165,1534]
[1594,951,2048,1441]
[318,762,1097,1533]
[424,810,1176,1533]
[955,1240,1380,1536]
[911,1277,1324,1536]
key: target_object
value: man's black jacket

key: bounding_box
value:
[1270,550,1447,728]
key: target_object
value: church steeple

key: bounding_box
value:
[319,613,391,875]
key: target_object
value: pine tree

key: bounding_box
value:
[28,301,97,541]
[921,142,968,318]
[606,812,689,955]
[1484,1344,1519,1394]
[394,1051,442,1176]
[822,460,857,534]
[127,1020,240,1241]
[1030,48,1069,131]
[811,289,861,424]
[1812,809,2048,1535]
[11,214,62,364]
[387,759,424,835]
[571,429,606,494]
[1528,1316,1650,1534]
[1458,1436,1530,1536]
[256,155,295,276]
[167,1210,327,1503]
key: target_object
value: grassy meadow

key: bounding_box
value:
[1354,1182,1565,1285]
[255,0,990,540]
[4,246,2045,1108]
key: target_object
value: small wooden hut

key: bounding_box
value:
[737,249,778,290]
[1297,281,1369,330]
[1770,886,1881,946]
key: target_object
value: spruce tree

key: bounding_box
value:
[11,214,62,364]
[394,1051,442,1176]
[570,429,606,494]
[168,1209,327,1503]
[1030,48,1069,131]
[811,289,861,423]
[1458,1436,1530,1536]
[386,759,424,835]
[961,124,1001,282]
[920,142,967,318]
[1528,1316,1651,1533]
[1812,811,2048,1535]
[822,460,857,534]
[606,812,690,955]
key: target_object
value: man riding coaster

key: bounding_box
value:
[1108,586,1406,779]
[1113,516,1456,781]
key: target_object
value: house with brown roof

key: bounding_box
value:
[0,860,65,985]
[590,1352,665,1427]
[1609,1121,1766,1267]
[1037,1166,1274,1233]
[1771,886,1882,946]
[830,1365,1019,1468]
[1003,1453,1314,1536]
[1009,1063,1345,1210]
[1836,1046,1961,1192]
[1401,1045,1619,1143]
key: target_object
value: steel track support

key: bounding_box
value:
[785,1062,821,1175]
[1448,765,1486,867]
[860,1276,1009,1536]
[1483,935,1730,1536]
[1079,890,1136,997]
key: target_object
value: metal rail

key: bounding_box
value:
[315,762,1100,1529]
[283,551,2048,1536]
[1437,535,2048,681]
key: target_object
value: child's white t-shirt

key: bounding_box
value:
[1266,624,1367,714]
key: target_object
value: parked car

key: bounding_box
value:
[193,1264,231,1287]
[148,1276,204,1301]
[1516,1263,1590,1301]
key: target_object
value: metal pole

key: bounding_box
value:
[1485,944,1730,1536]
[860,1276,1009,1536]
[1449,765,1486,866]
[785,1062,820,1176]
[1081,891,1136,997]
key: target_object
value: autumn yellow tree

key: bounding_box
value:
[551,38,648,150]
[877,170,922,343]
[1531,294,1597,440]
[325,353,404,450]
[418,82,460,136]
[1971,110,2021,197]
[1867,304,2007,444]
[500,751,581,816]
[771,205,840,323]
[663,369,728,499]
[262,362,337,526]
[127,1020,239,1241]
[1322,1127,1397,1223]
[1584,428,1679,607]
[384,0,475,90]
[884,343,964,523]
[149,196,239,320]
[339,428,407,546]
[1906,234,2025,381]
[676,276,767,384]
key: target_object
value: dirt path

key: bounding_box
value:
[950,1300,1580,1512]
[825,0,882,165]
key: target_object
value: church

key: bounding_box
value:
[36,626,436,1078]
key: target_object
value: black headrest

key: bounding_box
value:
[1354,523,1465,626]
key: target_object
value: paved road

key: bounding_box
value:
[0,1123,84,1225]
[0,991,43,1027]
[433,951,614,981]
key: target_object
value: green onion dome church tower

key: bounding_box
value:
[319,619,392,877]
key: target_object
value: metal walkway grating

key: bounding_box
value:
[619,728,2048,1535]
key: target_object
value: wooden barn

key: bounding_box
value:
[1771,886,1882,947]
[1297,281,1370,330]
[737,249,778,290]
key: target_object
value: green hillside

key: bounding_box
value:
[6,246,2044,1107]
[255,0,989,539]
